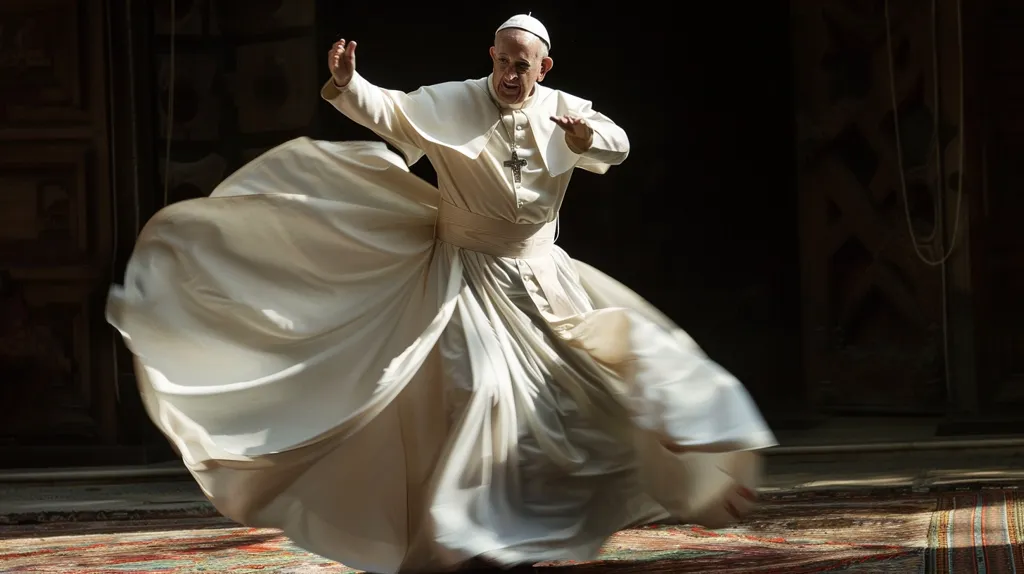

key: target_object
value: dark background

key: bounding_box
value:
[7,0,1021,469]
[314,1,803,418]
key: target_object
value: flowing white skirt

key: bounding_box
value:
[107,138,777,573]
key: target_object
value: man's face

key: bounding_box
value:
[489,30,552,105]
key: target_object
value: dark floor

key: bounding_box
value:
[3,438,1023,519]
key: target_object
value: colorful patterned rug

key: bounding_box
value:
[0,486,1021,573]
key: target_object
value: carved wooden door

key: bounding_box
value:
[791,1,952,414]
[0,0,118,460]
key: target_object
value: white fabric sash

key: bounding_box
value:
[435,200,556,259]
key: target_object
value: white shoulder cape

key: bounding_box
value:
[379,77,593,177]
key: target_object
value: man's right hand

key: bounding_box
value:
[327,39,357,88]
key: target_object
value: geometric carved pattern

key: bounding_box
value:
[792,0,958,412]
[0,0,88,125]
[0,145,91,264]
[0,0,117,454]
[156,54,222,141]
[152,0,318,206]
[233,37,318,134]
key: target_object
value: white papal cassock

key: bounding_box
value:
[107,70,777,573]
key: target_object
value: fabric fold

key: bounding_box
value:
[109,138,776,573]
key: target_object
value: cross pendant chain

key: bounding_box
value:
[503,147,527,184]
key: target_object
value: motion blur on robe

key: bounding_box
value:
[107,13,777,574]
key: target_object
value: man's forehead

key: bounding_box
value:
[496,50,533,62]
[495,30,541,54]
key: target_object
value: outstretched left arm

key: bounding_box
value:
[551,102,630,174]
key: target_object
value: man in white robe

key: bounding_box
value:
[107,14,776,574]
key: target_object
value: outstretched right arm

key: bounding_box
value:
[321,39,426,158]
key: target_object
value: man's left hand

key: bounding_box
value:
[551,115,593,152]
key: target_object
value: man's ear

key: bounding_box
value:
[538,56,554,81]
[489,46,497,60]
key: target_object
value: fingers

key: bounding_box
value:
[549,115,572,130]
[549,115,591,140]
[327,39,344,70]
[549,115,587,128]
[327,39,357,70]
[551,115,584,124]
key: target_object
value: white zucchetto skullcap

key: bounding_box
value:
[496,13,551,50]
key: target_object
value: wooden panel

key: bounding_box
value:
[0,144,92,265]
[0,275,98,442]
[0,1,84,122]
[0,0,117,458]
[232,37,318,134]
[152,0,319,207]
[791,0,954,413]
[155,53,222,142]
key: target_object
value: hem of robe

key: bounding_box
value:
[108,137,777,572]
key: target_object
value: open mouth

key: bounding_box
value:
[500,80,519,93]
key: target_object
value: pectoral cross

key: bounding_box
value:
[503,149,527,184]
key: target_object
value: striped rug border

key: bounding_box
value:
[928,488,1024,573]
